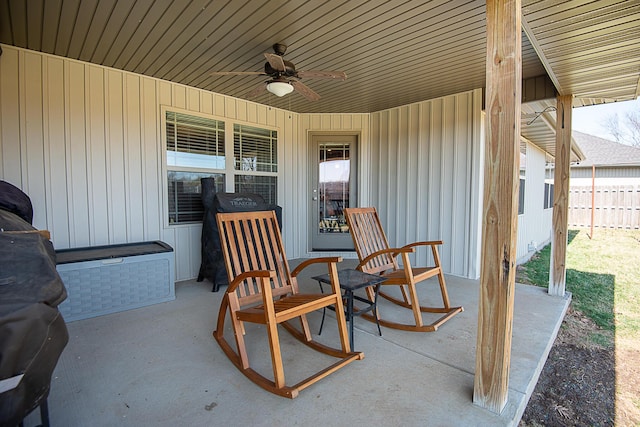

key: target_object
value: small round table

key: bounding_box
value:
[312,269,385,350]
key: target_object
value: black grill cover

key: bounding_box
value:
[0,180,33,224]
[0,189,68,426]
[197,188,282,291]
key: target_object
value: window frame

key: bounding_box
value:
[544,182,554,210]
[544,161,555,210]
[518,141,526,216]
[162,107,280,226]
[232,123,279,205]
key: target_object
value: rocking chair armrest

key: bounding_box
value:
[290,256,343,278]
[400,240,444,250]
[227,270,277,293]
[358,247,415,268]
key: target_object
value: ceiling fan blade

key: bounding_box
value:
[264,53,286,72]
[210,71,266,76]
[291,80,321,101]
[296,70,347,80]
[246,82,267,98]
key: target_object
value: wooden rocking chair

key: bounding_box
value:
[213,210,363,398]
[344,207,463,332]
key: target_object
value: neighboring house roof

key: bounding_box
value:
[572,131,640,168]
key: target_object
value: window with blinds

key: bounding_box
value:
[166,111,226,224]
[234,175,278,205]
[168,171,224,223]
[165,111,278,224]
[166,111,225,169]
[234,124,277,172]
[233,124,278,204]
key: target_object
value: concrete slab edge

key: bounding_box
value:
[511,291,573,425]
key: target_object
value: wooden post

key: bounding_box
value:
[549,95,573,296]
[473,0,521,414]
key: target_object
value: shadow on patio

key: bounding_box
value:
[24,259,570,427]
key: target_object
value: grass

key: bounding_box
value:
[517,228,640,345]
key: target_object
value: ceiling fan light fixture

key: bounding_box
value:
[267,81,294,97]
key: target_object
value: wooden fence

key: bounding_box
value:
[568,185,640,229]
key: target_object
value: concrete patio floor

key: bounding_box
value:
[24,259,570,426]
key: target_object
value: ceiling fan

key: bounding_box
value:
[210,43,347,101]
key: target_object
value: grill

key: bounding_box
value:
[0,181,68,427]
[197,182,282,292]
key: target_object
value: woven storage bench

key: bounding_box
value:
[55,241,175,322]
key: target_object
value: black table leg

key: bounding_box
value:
[40,398,50,427]
[312,269,386,348]
[345,289,354,350]
[317,280,327,335]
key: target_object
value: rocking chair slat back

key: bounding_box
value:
[213,209,363,398]
[218,211,292,301]
[344,206,463,332]
[346,207,397,274]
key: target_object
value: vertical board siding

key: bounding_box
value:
[0,46,300,281]
[0,48,22,183]
[86,65,108,245]
[369,90,483,278]
[106,69,128,244]
[22,52,47,227]
[416,102,430,266]
[386,108,399,234]
[516,142,551,263]
[280,111,301,256]
[124,74,145,242]
[66,60,91,247]
[441,96,455,272]
[405,104,420,261]
[1,46,485,281]
[44,56,71,249]
[140,77,161,241]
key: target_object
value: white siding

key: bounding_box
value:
[0,46,301,281]
[516,142,552,263]
[1,46,486,281]
[369,90,484,278]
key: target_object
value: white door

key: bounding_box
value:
[310,134,357,251]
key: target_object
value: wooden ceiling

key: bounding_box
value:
[2,0,637,114]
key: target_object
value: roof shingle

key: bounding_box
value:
[572,131,640,168]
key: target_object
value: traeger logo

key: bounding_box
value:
[229,197,258,208]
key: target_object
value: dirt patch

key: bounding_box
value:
[520,308,616,427]
[615,346,640,426]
